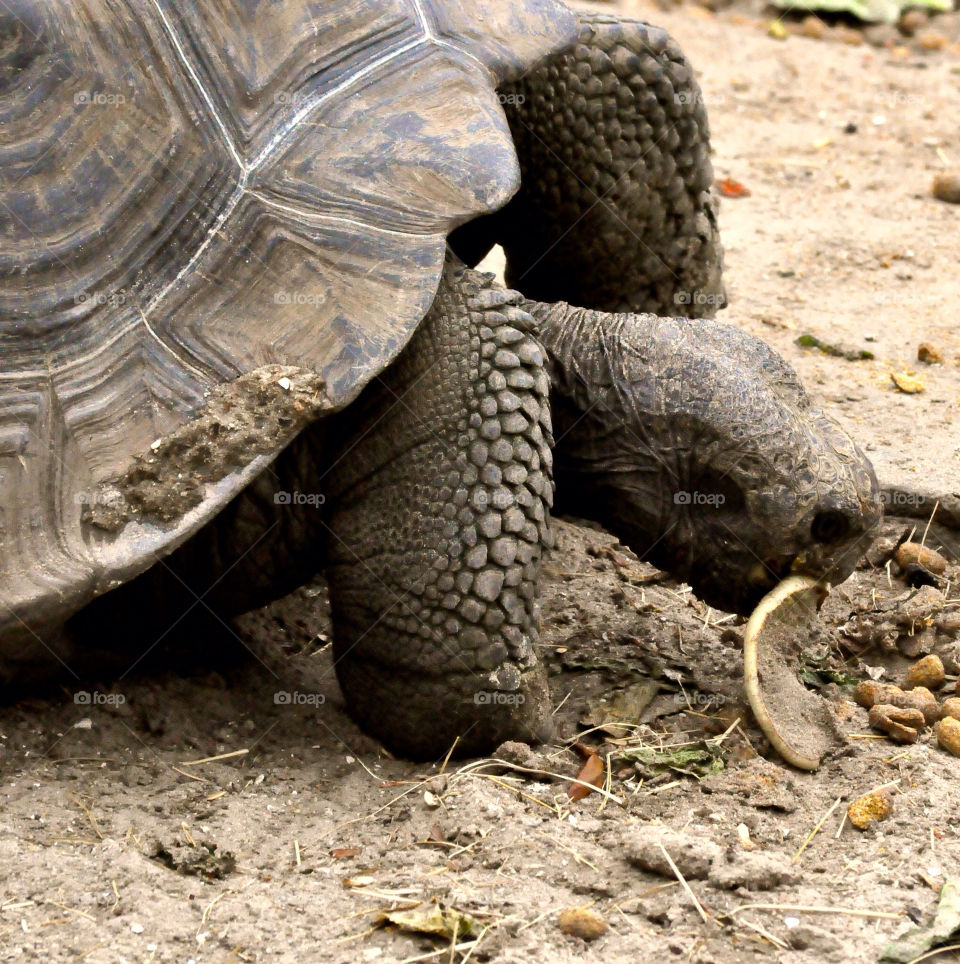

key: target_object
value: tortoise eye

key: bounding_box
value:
[810,509,850,544]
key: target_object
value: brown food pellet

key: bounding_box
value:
[557,907,608,941]
[847,790,893,830]
[904,654,945,690]
[934,717,960,757]
[854,680,938,723]
[940,698,960,722]
[868,704,925,743]
[854,680,904,709]
[898,686,940,725]
[917,343,943,365]
[895,542,948,574]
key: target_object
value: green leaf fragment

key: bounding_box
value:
[880,879,960,962]
[796,333,874,361]
[620,743,726,778]
[773,0,949,25]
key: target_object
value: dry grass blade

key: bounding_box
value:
[792,797,842,863]
[68,793,104,840]
[179,749,249,766]
[534,832,601,873]
[738,917,789,949]
[728,903,902,920]
[906,942,960,964]
[46,900,96,922]
[447,757,623,805]
[658,842,710,925]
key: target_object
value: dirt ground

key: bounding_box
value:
[2,2,960,962]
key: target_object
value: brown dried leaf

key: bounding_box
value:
[568,753,604,801]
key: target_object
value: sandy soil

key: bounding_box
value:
[2,3,959,962]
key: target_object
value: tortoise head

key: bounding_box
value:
[532,305,883,616]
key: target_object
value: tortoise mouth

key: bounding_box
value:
[687,554,797,616]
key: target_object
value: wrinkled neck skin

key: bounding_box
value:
[525,299,883,615]
[528,301,675,551]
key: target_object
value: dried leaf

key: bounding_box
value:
[329,848,360,859]
[891,371,925,393]
[568,753,604,801]
[716,177,752,198]
[381,903,476,939]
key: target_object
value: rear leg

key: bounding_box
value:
[451,15,724,317]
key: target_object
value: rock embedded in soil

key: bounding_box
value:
[904,654,946,690]
[622,827,721,880]
[935,716,960,757]
[492,740,544,771]
[707,851,798,891]
[847,790,894,830]
[868,704,925,743]
[895,542,948,574]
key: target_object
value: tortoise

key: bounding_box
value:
[0,0,881,758]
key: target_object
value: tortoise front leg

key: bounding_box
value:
[320,257,554,759]
[452,15,724,318]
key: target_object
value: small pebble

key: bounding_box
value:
[916,29,947,50]
[557,907,607,941]
[864,23,898,46]
[834,25,863,45]
[898,8,928,35]
[940,698,960,722]
[868,704,925,743]
[905,654,945,690]
[935,717,960,757]
[933,173,960,204]
[847,790,893,830]
[799,15,826,38]
[936,613,960,636]
[917,343,943,365]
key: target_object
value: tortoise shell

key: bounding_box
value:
[0,0,577,640]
